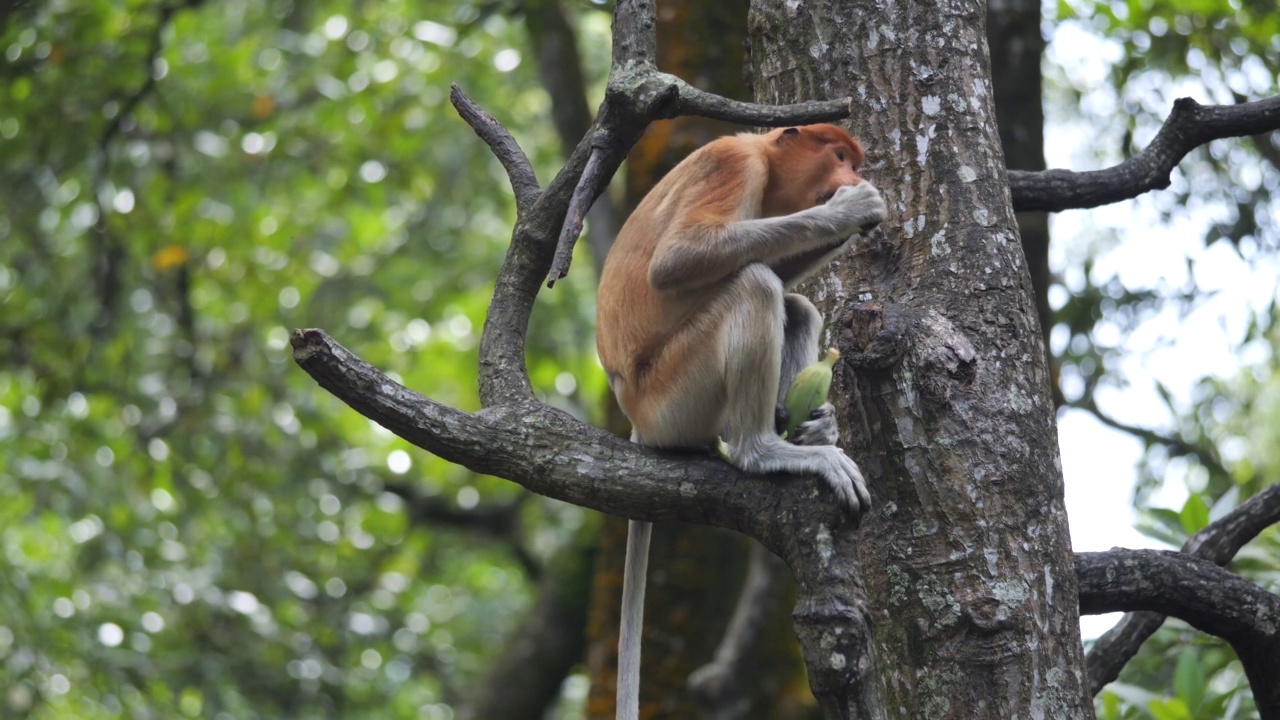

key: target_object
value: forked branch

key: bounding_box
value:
[1084,483,1280,694]
[1077,549,1280,718]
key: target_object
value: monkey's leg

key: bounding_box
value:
[779,293,841,447]
[779,293,822,404]
[719,265,869,513]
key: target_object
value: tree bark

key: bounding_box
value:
[748,1,1094,717]
[986,0,1056,399]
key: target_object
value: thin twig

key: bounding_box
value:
[1075,399,1228,478]
[547,145,608,286]
[450,83,541,213]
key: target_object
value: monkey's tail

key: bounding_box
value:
[617,519,652,720]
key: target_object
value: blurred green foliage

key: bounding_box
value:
[0,0,609,716]
[4,0,1280,717]
[1051,2,1280,719]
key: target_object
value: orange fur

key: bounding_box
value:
[599,124,880,720]
[597,124,865,441]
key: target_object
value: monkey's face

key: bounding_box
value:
[762,125,866,217]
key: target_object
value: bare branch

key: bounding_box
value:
[689,542,791,717]
[1010,95,1280,212]
[382,480,541,578]
[521,0,623,269]
[450,83,541,213]
[460,538,594,720]
[1085,484,1280,694]
[290,328,842,544]
[476,142,594,405]
[382,480,523,533]
[1077,549,1280,716]
[548,145,609,286]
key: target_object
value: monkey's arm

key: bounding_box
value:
[648,183,884,292]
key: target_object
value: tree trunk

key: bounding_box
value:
[748,1,1094,717]
[986,0,1056,400]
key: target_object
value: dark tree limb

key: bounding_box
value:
[688,542,791,719]
[291,328,841,545]
[459,534,595,720]
[1010,95,1280,212]
[521,0,622,271]
[292,324,874,713]
[383,480,523,534]
[449,84,541,213]
[383,480,541,578]
[1085,483,1280,694]
[1076,549,1280,718]
[1235,92,1280,173]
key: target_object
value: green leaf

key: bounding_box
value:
[1172,649,1205,715]
[1100,689,1122,720]
[1179,494,1211,534]
[1148,697,1193,720]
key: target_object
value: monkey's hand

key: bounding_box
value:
[823,182,887,235]
[789,403,839,446]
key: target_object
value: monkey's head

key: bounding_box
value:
[761,124,866,217]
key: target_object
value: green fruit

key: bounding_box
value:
[783,348,839,437]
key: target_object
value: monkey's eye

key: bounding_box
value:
[835,150,846,162]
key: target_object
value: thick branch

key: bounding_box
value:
[1077,549,1280,717]
[1010,95,1280,212]
[1085,483,1280,694]
[383,480,540,578]
[610,0,657,69]
[383,480,521,533]
[450,84,541,213]
[291,328,842,545]
[474,136,593,405]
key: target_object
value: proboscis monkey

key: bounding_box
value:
[596,124,886,719]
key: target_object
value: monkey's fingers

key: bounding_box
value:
[849,460,871,511]
[774,404,790,436]
[833,450,870,516]
[792,404,839,446]
[813,450,862,516]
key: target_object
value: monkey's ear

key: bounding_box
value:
[776,127,801,144]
